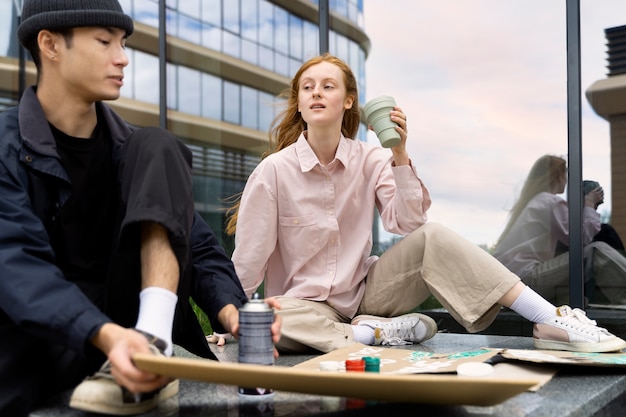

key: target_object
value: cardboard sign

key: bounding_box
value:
[294,343,556,392]
[294,343,499,374]
[133,344,538,406]
[501,349,626,367]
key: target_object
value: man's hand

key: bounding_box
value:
[91,323,170,393]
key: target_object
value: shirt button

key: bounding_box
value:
[293,220,299,224]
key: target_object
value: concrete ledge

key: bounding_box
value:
[30,333,626,416]
[422,307,626,339]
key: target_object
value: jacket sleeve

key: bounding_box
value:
[190,211,248,333]
[0,150,110,354]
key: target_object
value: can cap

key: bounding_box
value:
[345,359,365,372]
[362,356,381,372]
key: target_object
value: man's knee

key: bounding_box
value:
[126,127,191,166]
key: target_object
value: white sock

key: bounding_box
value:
[135,287,178,356]
[352,325,375,345]
[509,286,557,324]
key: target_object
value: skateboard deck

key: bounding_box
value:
[133,353,537,406]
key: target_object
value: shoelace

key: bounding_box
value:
[558,307,610,335]
[91,343,161,381]
[380,320,417,346]
[91,360,114,380]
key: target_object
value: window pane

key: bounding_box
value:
[289,15,303,60]
[259,91,277,132]
[166,62,177,110]
[223,31,241,58]
[259,46,274,71]
[223,0,240,34]
[241,86,259,129]
[133,51,159,105]
[166,9,178,37]
[223,81,240,124]
[178,13,201,44]
[202,24,222,51]
[201,0,221,26]
[202,73,222,120]
[178,0,200,17]
[289,58,301,78]
[242,39,258,65]
[336,33,349,62]
[274,7,289,54]
[275,52,289,77]
[259,0,274,48]
[178,67,201,115]
[241,0,259,42]
[303,21,319,59]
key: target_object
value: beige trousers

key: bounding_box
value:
[274,222,520,353]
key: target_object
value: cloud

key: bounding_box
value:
[364,0,625,245]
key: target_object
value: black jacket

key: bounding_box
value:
[0,87,247,358]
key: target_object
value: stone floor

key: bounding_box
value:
[31,332,626,417]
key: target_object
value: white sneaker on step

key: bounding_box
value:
[533,305,626,353]
[351,313,438,346]
[69,333,178,415]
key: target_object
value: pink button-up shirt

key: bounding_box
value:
[232,133,431,318]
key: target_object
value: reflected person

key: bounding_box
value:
[494,155,626,306]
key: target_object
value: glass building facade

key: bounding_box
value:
[0,0,369,253]
[3,0,624,313]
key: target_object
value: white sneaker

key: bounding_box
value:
[533,305,626,353]
[351,313,438,346]
[70,336,179,415]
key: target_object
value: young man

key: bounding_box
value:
[0,1,278,415]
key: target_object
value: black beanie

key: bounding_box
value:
[17,0,134,47]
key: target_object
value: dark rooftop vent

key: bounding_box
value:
[606,24,626,76]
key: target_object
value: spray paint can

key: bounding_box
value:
[238,293,274,396]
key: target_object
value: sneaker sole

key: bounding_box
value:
[533,338,626,353]
[354,313,438,342]
[69,379,179,415]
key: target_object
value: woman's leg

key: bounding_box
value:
[523,253,572,305]
[360,222,519,333]
[273,296,354,354]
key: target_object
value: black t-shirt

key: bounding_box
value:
[49,121,119,300]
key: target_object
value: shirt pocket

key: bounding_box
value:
[278,214,323,258]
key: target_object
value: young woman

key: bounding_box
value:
[494,155,626,305]
[226,54,625,354]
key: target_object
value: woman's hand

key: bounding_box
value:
[585,186,604,209]
[209,298,282,357]
[264,297,282,347]
[390,106,410,166]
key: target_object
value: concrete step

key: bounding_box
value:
[421,307,626,338]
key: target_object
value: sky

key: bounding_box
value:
[363,0,626,247]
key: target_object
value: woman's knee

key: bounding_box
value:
[404,222,456,246]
